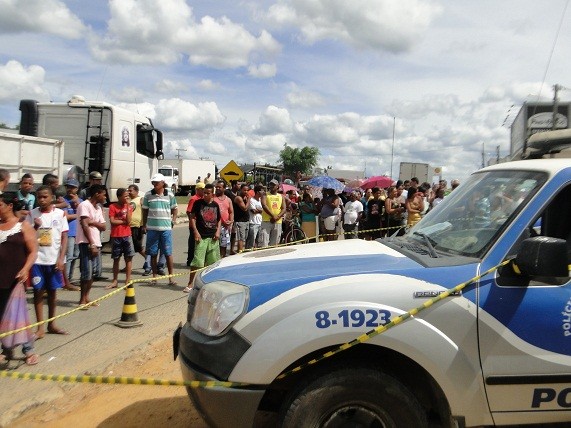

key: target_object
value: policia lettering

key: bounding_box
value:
[532,387,571,408]
[315,309,391,329]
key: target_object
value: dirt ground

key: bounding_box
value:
[9,335,207,428]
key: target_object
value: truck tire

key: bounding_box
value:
[280,367,427,428]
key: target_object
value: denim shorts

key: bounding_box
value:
[146,229,173,256]
[31,264,64,291]
[78,243,96,281]
[111,236,135,259]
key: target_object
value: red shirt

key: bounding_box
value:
[109,202,132,238]
[186,194,202,214]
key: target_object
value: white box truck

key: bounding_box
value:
[158,159,215,195]
[399,161,430,183]
[1,96,164,199]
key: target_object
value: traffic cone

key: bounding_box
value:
[115,284,143,328]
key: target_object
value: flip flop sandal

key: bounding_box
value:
[25,353,39,365]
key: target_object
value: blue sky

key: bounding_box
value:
[0,0,570,182]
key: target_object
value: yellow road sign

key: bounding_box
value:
[220,160,244,183]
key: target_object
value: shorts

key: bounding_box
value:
[78,243,96,281]
[130,226,144,253]
[235,222,249,242]
[219,226,230,249]
[111,236,135,259]
[191,238,221,268]
[146,229,173,256]
[31,264,63,291]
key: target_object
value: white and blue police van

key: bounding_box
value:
[174,154,571,427]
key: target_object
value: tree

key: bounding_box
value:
[279,144,320,178]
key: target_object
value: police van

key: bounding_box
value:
[174,148,571,427]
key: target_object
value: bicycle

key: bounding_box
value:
[280,210,307,245]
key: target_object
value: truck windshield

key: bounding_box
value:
[406,169,546,258]
[158,168,172,177]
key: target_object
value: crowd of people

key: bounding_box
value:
[0,166,459,366]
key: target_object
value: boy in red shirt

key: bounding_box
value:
[106,188,135,289]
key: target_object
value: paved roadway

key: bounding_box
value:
[0,222,193,426]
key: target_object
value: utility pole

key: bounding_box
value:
[176,148,187,159]
[552,84,563,130]
[496,145,500,163]
[482,143,485,168]
[390,116,396,179]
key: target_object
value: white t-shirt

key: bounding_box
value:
[27,207,69,265]
[344,200,363,225]
[249,197,263,225]
[76,200,104,247]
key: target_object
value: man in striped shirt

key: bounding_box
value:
[141,173,178,285]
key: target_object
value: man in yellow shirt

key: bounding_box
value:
[260,179,285,247]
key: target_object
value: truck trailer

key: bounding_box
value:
[0,96,164,199]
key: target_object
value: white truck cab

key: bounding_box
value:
[175,158,571,428]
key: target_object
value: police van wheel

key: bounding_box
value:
[280,367,427,428]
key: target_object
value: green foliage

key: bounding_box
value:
[279,144,320,177]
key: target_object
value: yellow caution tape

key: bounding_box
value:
[276,259,512,380]
[0,371,250,388]
[1,260,510,388]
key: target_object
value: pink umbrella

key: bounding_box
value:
[279,183,298,193]
[361,176,394,190]
[346,178,365,188]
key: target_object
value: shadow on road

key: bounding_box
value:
[97,396,206,428]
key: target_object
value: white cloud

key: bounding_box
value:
[117,102,157,120]
[264,0,441,51]
[0,0,85,39]
[248,63,277,78]
[254,105,293,135]
[90,0,281,68]
[154,98,226,136]
[0,60,48,101]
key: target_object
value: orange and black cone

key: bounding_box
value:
[115,284,143,328]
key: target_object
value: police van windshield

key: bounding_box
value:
[407,170,546,258]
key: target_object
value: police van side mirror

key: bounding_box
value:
[515,237,569,278]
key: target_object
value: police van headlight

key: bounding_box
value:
[190,281,249,336]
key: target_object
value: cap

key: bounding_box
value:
[151,173,165,183]
[269,179,279,186]
[65,178,79,188]
[195,182,205,189]
[89,171,103,180]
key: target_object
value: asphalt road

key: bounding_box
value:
[0,222,193,427]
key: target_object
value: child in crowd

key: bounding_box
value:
[107,188,134,289]
[184,183,221,293]
[26,185,69,338]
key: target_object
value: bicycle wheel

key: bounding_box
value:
[285,227,306,244]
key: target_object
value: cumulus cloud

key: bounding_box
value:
[117,102,157,120]
[264,0,440,51]
[0,60,48,101]
[0,0,85,39]
[90,0,280,68]
[248,63,277,78]
[254,106,293,135]
[154,98,226,136]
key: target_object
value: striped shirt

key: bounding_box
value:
[142,190,178,231]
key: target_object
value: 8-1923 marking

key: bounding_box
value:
[315,309,391,329]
